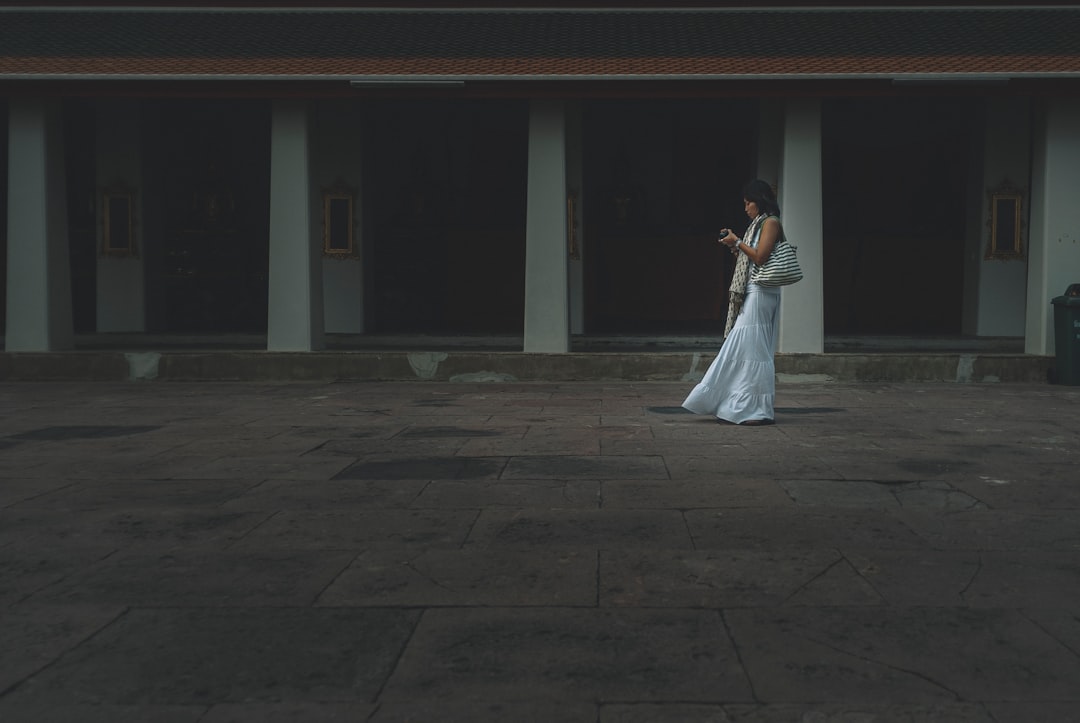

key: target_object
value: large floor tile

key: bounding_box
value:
[466,509,693,549]
[381,607,751,703]
[726,606,1080,703]
[8,608,419,705]
[317,548,596,607]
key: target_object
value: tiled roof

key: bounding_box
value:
[2,7,1080,80]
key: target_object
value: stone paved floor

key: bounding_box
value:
[0,380,1078,722]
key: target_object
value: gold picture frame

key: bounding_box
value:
[322,181,356,257]
[986,182,1024,260]
[567,190,580,260]
[102,188,136,257]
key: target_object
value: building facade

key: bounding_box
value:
[3,2,1080,356]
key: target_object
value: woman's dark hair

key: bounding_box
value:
[743,179,781,216]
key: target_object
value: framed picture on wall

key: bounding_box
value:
[102,188,137,257]
[322,181,356,257]
[986,182,1024,260]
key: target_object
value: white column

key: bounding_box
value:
[5,99,73,351]
[523,100,569,353]
[777,98,824,353]
[267,100,324,351]
[1026,98,1080,355]
[96,99,145,332]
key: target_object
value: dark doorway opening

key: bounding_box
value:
[365,100,528,334]
[822,97,974,336]
[583,99,756,334]
[65,99,97,334]
[143,99,271,333]
[0,100,7,334]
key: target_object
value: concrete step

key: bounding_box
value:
[0,350,1057,384]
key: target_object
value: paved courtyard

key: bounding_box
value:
[0,380,1078,722]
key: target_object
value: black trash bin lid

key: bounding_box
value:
[1052,283,1080,305]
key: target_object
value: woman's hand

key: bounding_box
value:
[718,229,738,247]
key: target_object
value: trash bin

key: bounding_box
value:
[1051,283,1080,385]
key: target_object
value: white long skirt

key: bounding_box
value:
[682,283,781,424]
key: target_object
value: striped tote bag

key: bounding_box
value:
[751,234,803,287]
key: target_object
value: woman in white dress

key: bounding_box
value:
[682,179,783,426]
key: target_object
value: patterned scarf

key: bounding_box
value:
[723,213,767,339]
